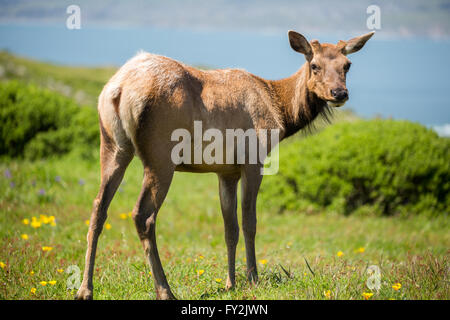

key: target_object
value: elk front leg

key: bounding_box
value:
[241,165,263,284]
[218,173,240,290]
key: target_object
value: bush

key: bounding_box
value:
[0,81,99,159]
[260,120,450,216]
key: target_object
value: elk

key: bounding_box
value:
[75,30,374,300]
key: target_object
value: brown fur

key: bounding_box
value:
[76,30,374,300]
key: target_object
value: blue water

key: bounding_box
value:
[1,24,449,126]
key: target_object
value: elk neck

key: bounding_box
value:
[268,62,328,140]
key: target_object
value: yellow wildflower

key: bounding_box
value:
[119,213,128,220]
[392,283,402,291]
[57,269,64,274]
[39,281,47,286]
[48,280,57,285]
[198,255,204,260]
[21,234,29,240]
[22,218,30,225]
[30,271,35,275]
[337,251,344,257]
[258,259,268,265]
[0,262,6,269]
[362,292,374,300]
[355,247,365,253]
[85,220,90,226]
[30,287,36,294]
[196,269,205,276]
[105,223,112,230]
[42,246,53,252]
[323,290,331,299]
[215,278,223,283]
[31,219,41,228]
[40,214,50,224]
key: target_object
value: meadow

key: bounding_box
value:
[0,51,448,300]
[1,154,449,300]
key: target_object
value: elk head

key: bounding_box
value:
[288,30,374,107]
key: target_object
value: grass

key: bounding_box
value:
[1,153,449,300]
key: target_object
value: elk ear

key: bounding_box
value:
[340,31,375,55]
[288,30,313,61]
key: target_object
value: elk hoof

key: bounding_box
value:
[75,287,93,300]
[156,287,177,300]
[247,271,259,285]
[225,277,235,291]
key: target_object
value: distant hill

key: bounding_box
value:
[1,0,449,39]
[0,51,116,106]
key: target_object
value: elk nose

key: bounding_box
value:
[331,88,348,101]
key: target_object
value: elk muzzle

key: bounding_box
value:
[330,88,348,102]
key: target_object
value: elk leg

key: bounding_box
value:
[76,140,133,300]
[241,165,263,284]
[133,165,175,300]
[218,173,240,289]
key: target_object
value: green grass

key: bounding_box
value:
[1,153,448,300]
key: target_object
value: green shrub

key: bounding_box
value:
[260,120,450,216]
[0,80,99,159]
[23,128,74,159]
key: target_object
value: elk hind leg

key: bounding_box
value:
[132,160,176,300]
[75,124,133,300]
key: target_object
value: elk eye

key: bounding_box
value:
[311,63,319,71]
[344,63,351,71]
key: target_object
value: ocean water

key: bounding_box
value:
[0,24,449,127]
